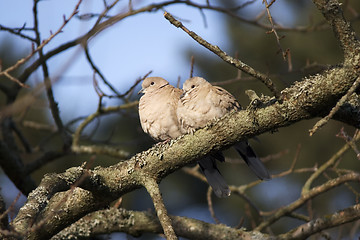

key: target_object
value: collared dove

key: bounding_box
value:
[138,77,230,197]
[177,76,271,181]
[138,77,183,141]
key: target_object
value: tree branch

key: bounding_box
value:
[53,208,270,240]
[0,0,82,87]
[255,172,360,231]
[164,11,281,99]
[302,131,360,195]
[309,76,360,135]
[312,0,360,61]
[71,101,138,158]
[142,176,177,240]
[278,204,360,240]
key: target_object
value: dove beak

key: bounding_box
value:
[138,88,145,95]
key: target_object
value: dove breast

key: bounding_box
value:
[139,77,183,141]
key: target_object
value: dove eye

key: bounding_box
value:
[191,85,195,88]
[150,82,155,85]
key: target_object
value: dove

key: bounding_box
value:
[138,77,183,141]
[138,77,230,197]
[177,76,271,181]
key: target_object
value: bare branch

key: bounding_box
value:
[142,176,177,240]
[312,0,360,60]
[164,11,281,99]
[302,131,360,195]
[309,76,360,136]
[54,208,269,240]
[85,44,121,96]
[256,172,360,231]
[279,204,360,240]
[206,188,221,224]
[263,0,287,60]
[71,102,137,158]
[0,0,82,86]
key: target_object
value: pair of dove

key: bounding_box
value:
[138,76,271,198]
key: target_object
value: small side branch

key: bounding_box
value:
[164,11,280,99]
[84,45,121,96]
[71,102,137,158]
[255,172,360,231]
[302,131,360,195]
[263,0,287,61]
[312,0,360,60]
[279,204,360,240]
[309,76,360,136]
[0,0,82,87]
[142,176,178,240]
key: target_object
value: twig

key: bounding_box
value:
[85,45,121,96]
[336,128,360,160]
[0,0,82,87]
[121,71,152,99]
[173,0,328,33]
[0,192,21,223]
[190,56,195,78]
[286,212,310,222]
[306,199,314,221]
[263,0,287,61]
[164,11,281,99]
[300,134,360,195]
[33,0,73,148]
[309,76,360,136]
[278,204,360,240]
[71,102,137,158]
[176,76,181,88]
[11,121,32,153]
[232,190,262,221]
[142,176,178,240]
[0,24,36,42]
[182,166,206,183]
[206,187,220,224]
[22,120,56,132]
[255,172,360,231]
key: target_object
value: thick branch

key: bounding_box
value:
[53,208,269,240]
[312,0,360,61]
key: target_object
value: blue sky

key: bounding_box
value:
[0,0,298,121]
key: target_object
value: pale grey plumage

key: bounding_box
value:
[177,76,271,181]
[139,77,182,141]
[138,77,230,198]
[177,76,240,134]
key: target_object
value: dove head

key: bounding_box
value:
[182,77,211,93]
[139,77,169,94]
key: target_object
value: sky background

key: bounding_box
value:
[0,0,297,121]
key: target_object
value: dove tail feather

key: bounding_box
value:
[234,141,271,181]
[198,155,230,198]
